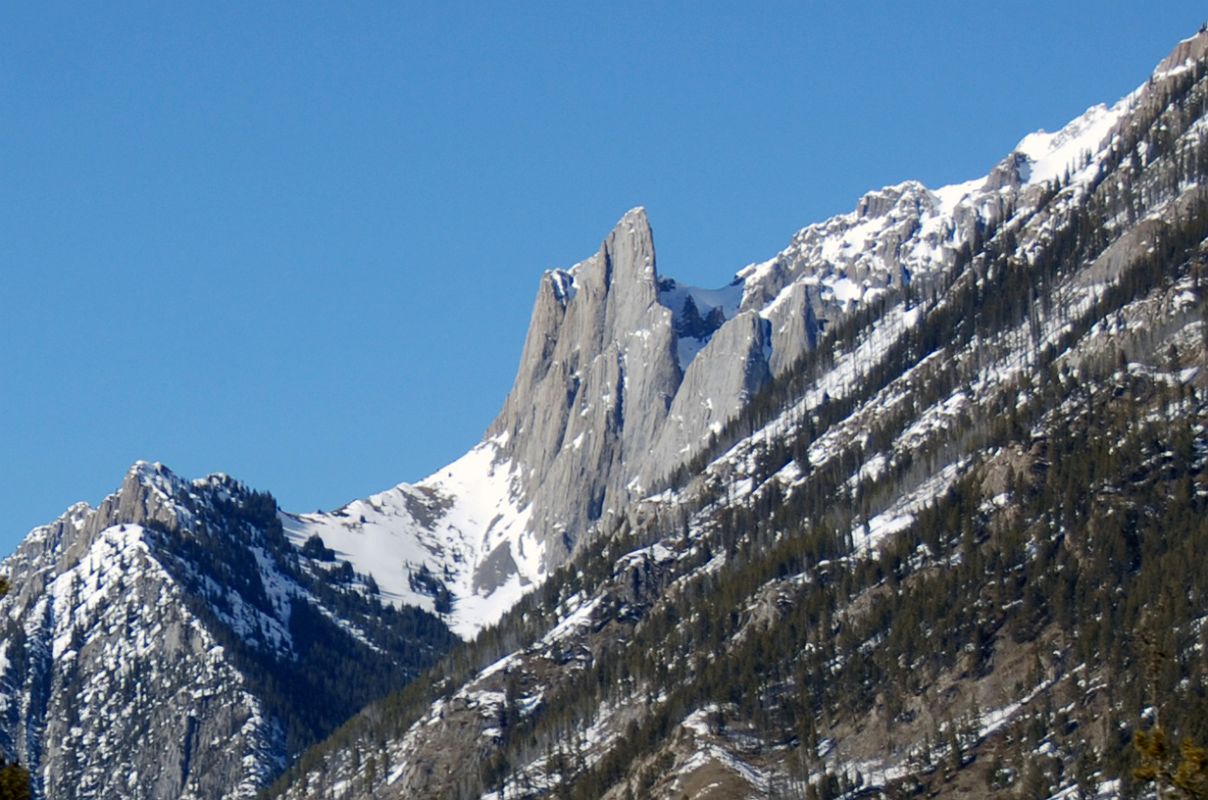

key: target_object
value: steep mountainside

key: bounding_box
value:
[279,32,1163,644]
[0,463,453,799]
[267,29,1208,800]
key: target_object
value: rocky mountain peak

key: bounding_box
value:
[854,180,935,221]
[598,206,657,288]
[0,454,455,799]
[487,207,679,562]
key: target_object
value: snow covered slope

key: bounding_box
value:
[282,436,538,639]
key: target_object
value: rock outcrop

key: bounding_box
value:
[0,466,282,799]
[488,208,681,563]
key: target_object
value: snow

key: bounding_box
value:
[283,435,538,639]
[613,542,676,573]
[453,572,530,638]
[853,513,915,553]
[681,706,718,736]
[840,755,913,790]
[829,276,863,305]
[676,741,768,794]
[48,524,155,660]
[548,269,577,303]
[541,595,602,646]
[1015,100,1127,187]
[933,176,988,214]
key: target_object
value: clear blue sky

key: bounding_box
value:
[2,3,1204,549]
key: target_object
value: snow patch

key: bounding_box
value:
[283,435,538,640]
[1015,101,1127,187]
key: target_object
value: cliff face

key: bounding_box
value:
[485,182,978,565]
[488,208,681,563]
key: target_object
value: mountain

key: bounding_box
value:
[276,34,1160,646]
[3,25,1208,800]
[281,205,762,640]
[263,28,1208,800]
[0,462,454,798]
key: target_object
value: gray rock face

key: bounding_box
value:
[489,208,682,563]
[1156,29,1208,76]
[480,190,971,570]
[487,183,985,565]
[984,151,1030,191]
[761,281,826,377]
[644,311,772,486]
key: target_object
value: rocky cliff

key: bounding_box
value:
[488,207,681,563]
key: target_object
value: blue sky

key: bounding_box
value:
[2,3,1204,549]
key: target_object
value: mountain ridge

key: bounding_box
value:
[264,25,1208,800]
[266,53,1158,642]
[0,460,454,798]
